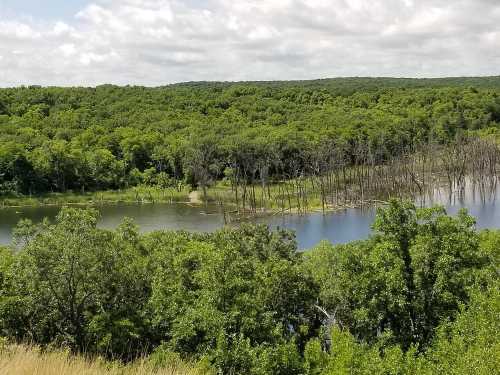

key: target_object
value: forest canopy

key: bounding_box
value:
[1,77,500,196]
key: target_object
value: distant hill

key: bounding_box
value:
[169,76,500,95]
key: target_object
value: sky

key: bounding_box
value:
[0,0,499,86]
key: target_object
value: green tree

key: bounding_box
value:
[305,200,488,349]
[2,208,152,357]
[148,225,317,373]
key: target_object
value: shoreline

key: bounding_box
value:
[0,187,192,209]
[0,189,386,220]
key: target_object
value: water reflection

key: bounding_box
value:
[0,203,225,247]
[254,207,376,249]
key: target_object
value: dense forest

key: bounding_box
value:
[0,202,498,374]
[1,78,499,373]
[1,77,500,199]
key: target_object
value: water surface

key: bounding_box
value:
[1,181,500,250]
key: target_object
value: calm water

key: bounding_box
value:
[1,181,500,249]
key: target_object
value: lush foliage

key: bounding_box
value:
[1,78,500,196]
[0,200,498,373]
[304,201,488,349]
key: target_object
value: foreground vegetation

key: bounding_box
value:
[0,200,498,374]
[0,343,212,375]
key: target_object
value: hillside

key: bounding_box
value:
[1,77,499,197]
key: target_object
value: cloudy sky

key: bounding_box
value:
[0,0,499,86]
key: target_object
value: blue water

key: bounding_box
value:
[1,181,500,249]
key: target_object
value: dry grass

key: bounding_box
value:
[0,344,212,375]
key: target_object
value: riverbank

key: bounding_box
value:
[3,138,497,213]
[0,184,387,223]
[2,164,495,223]
[0,181,338,212]
[0,186,192,208]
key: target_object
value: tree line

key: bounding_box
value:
[1,80,500,197]
[0,201,498,374]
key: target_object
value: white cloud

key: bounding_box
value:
[58,43,77,57]
[0,21,41,40]
[0,0,499,86]
[79,50,119,65]
[51,21,72,36]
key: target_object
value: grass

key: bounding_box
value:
[0,344,213,375]
[0,186,191,208]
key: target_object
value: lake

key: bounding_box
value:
[1,180,499,249]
